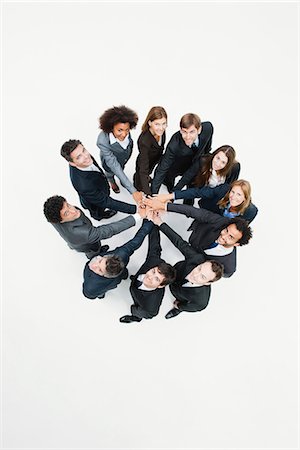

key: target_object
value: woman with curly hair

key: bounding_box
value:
[97,105,142,204]
[133,106,168,196]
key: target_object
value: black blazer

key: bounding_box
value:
[69,157,110,220]
[151,122,213,193]
[133,130,166,195]
[167,203,237,278]
[130,227,167,319]
[159,223,211,312]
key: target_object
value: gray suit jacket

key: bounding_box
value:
[51,208,136,258]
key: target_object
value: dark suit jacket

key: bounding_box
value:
[69,157,110,220]
[159,223,211,312]
[174,183,258,223]
[130,226,167,319]
[167,203,237,277]
[83,221,153,299]
[133,130,166,195]
[151,122,213,193]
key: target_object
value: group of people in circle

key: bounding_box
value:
[43,105,257,323]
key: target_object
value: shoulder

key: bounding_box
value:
[138,131,152,145]
[97,131,110,146]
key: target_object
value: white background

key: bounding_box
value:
[2,2,299,449]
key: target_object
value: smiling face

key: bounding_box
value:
[88,256,108,276]
[216,224,242,247]
[112,122,130,141]
[212,150,228,172]
[180,124,201,146]
[186,261,216,285]
[60,201,81,223]
[142,266,165,289]
[69,144,93,168]
[229,185,246,207]
[148,117,167,138]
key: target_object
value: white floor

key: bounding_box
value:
[2,3,298,449]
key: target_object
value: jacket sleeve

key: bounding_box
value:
[151,137,177,194]
[86,215,136,243]
[242,203,258,223]
[145,226,162,259]
[114,220,154,265]
[167,203,223,224]
[173,161,200,191]
[174,183,230,201]
[159,223,199,259]
[136,138,152,195]
[226,161,240,184]
[97,133,136,194]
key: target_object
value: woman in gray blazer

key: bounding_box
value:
[97,105,142,204]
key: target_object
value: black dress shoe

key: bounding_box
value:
[122,268,129,280]
[119,315,142,323]
[102,209,117,219]
[97,294,105,299]
[165,308,182,319]
[100,245,109,253]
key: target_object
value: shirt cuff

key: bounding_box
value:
[133,213,142,223]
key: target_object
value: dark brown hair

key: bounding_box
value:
[180,113,201,130]
[141,106,167,133]
[194,145,236,187]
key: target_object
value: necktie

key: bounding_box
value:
[135,279,143,288]
[207,241,218,249]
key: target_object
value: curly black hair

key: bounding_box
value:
[229,217,253,246]
[43,195,65,223]
[61,139,82,162]
[99,105,138,133]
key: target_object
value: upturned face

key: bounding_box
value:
[88,256,108,276]
[142,266,165,289]
[229,185,245,207]
[212,151,228,172]
[180,125,200,146]
[60,201,81,223]
[216,224,242,247]
[148,117,167,137]
[112,122,130,141]
[186,261,216,285]
[69,144,93,168]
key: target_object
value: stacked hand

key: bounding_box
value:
[142,196,168,211]
[132,191,144,205]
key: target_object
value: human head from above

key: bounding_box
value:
[141,106,168,138]
[216,217,252,248]
[88,255,125,278]
[99,105,138,141]
[194,145,237,187]
[186,260,224,285]
[219,179,252,213]
[43,195,81,223]
[179,113,202,146]
[61,139,93,169]
[142,262,176,289]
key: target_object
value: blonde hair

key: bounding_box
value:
[218,179,252,215]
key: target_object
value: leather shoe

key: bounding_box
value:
[110,180,120,193]
[119,315,142,323]
[101,209,117,219]
[165,308,182,319]
[100,245,109,253]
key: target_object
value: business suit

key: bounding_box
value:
[51,208,136,259]
[69,156,136,220]
[97,131,136,194]
[151,122,213,194]
[173,183,258,223]
[83,220,153,299]
[129,226,167,319]
[133,130,166,195]
[159,223,211,313]
[167,203,237,277]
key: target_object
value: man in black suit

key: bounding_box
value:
[61,139,140,221]
[151,113,213,194]
[119,227,176,324]
[150,212,223,319]
[143,199,252,278]
[82,220,153,300]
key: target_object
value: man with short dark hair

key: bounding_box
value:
[119,226,176,323]
[83,220,153,300]
[151,113,213,194]
[61,139,138,221]
[43,195,143,259]
[149,212,224,319]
